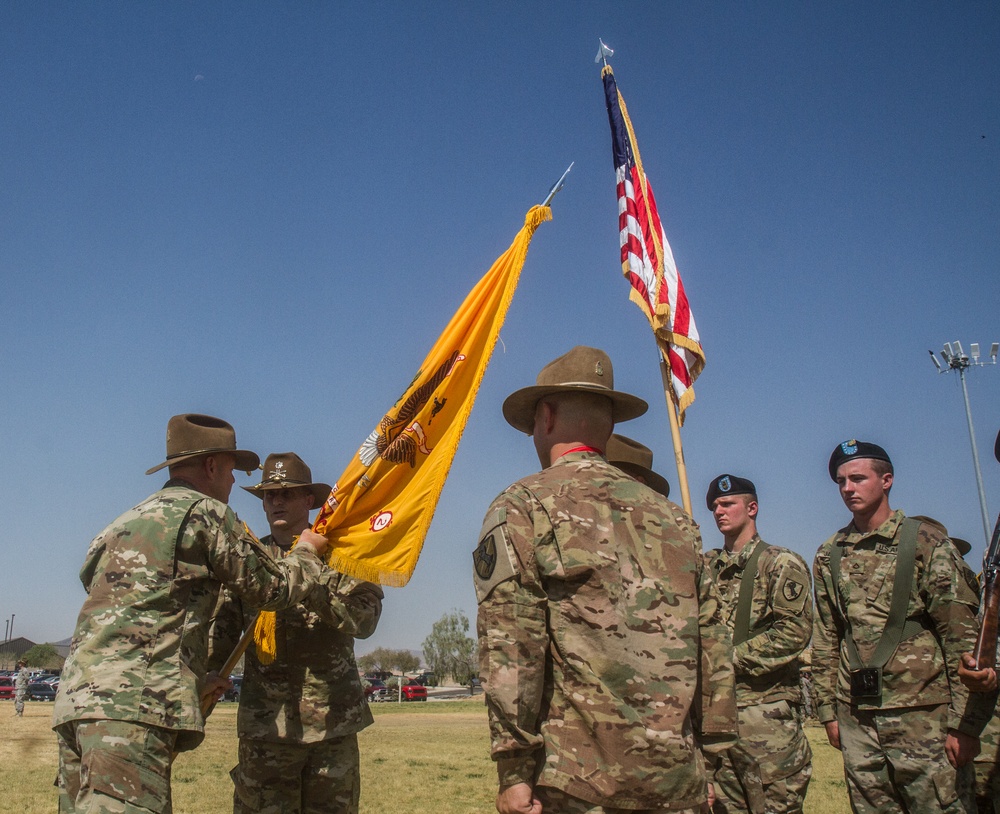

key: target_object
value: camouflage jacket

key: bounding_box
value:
[705,535,812,706]
[812,510,993,736]
[14,668,29,695]
[53,482,324,751]
[210,535,383,744]
[474,451,737,810]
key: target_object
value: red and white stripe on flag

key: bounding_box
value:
[605,64,705,422]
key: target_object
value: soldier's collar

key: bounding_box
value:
[844,509,904,544]
[730,534,764,568]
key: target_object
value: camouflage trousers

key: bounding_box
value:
[536,786,702,814]
[15,690,26,716]
[836,703,975,813]
[712,700,812,813]
[973,706,1000,814]
[55,719,177,813]
[231,734,360,814]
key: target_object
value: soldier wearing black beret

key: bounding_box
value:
[812,439,991,813]
[704,474,813,814]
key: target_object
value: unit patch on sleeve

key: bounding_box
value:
[777,575,807,610]
[473,507,517,603]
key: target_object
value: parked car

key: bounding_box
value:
[28,681,58,701]
[0,677,14,700]
[222,675,242,702]
[363,679,386,699]
[400,683,427,702]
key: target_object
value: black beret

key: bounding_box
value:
[706,474,757,509]
[828,439,893,481]
[995,428,999,464]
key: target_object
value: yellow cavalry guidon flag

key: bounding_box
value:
[315,204,551,586]
[253,204,551,660]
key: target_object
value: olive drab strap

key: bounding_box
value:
[733,540,769,646]
[829,518,922,671]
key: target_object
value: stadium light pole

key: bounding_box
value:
[929,341,998,546]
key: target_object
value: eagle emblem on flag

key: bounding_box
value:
[359,351,466,468]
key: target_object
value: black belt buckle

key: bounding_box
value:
[850,667,882,699]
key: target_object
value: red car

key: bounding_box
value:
[363,679,386,698]
[0,677,14,700]
[400,683,427,702]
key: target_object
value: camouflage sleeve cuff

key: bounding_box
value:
[817,702,837,724]
[949,690,999,738]
[496,755,539,788]
[699,732,738,756]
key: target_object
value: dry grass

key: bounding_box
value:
[2,700,850,813]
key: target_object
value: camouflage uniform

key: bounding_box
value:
[54,480,325,814]
[474,451,737,812]
[969,610,1000,813]
[973,695,1000,814]
[705,535,813,813]
[211,535,383,814]
[812,510,993,813]
[14,665,29,716]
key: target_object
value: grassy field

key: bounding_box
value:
[2,700,850,813]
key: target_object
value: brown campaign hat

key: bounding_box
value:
[145,414,260,475]
[502,346,648,434]
[909,515,971,556]
[606,434,670,499]
[242,452,332,507]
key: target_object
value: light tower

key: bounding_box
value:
[929,340,998,545]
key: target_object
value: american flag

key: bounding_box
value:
[602,64,705,423]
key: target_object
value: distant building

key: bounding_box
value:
[0,636,71,671]
[0,637,35,669]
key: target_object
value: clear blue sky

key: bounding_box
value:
[2,3,998,657]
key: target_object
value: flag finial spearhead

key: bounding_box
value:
[541,162,574,207]
[595,39,614,66]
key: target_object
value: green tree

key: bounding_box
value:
[357,647,420,676]
[422,610,478,685]
[21,643,63,670]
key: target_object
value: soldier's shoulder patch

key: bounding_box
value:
[473,507,518,603]
[782,578,805,603]
[964,568,981,596]
[775,572,808,610]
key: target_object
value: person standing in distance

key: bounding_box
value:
[812,440,992,813]
[14,659,29,717]
[54,414,329,814]
[218,452,383,814]
[474,346,736,814]
[704,475,813,813]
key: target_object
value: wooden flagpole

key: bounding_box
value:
[658,351,693,516]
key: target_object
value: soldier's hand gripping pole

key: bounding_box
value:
[200,621,258,717]
[972,511,1000,671]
